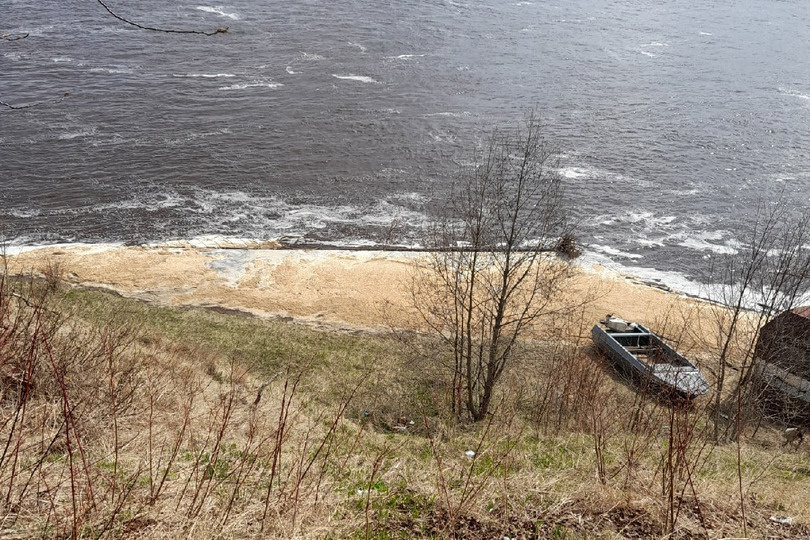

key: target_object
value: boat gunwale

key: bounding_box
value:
[591,323,710,397]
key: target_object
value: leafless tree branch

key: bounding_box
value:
[411,110,580,421]
[95,0,229,36]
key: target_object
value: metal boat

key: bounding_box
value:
[591,315,710,398]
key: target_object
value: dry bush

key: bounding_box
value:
[0,271,377,538]
[2,263,808,539]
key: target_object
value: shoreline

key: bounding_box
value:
[4,243,711,340]
[3,235,711,296]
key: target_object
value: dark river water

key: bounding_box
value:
[2,0,809,290]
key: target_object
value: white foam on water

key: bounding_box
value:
[388,192,427,203]
[348,42,367,52]
[300,52,324,61]
[4,209,42,219]
[592,211,677,228]
[11,24,54,37]
[673,230,739,255]
[58,127,97,140]
[424,111,471,117]
[175,189,428,238]
[3,242,123,257]
[579,251,707,299]
[559,167,592,179]
[588,244,643,260]
[779,87,810,101]
[637,49,656,58]
[219,81,283,90]
[52,56,73,63]
[90,67,133,74]
[4,52,23,61]
[173,73,235,78]
[285,66,299,74]
[332,74,380,84]
[559,163,654,189]
[196,6,240,20]
[699,32,713,36]
[634,238,665,248]
[390,54,425,60]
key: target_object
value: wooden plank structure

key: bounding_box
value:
[752,307,810,422]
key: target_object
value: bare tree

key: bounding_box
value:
[410,112,577,421]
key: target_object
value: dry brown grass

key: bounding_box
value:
[1,267,809,539]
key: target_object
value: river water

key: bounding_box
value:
[2,0,809,290]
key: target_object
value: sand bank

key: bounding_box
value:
[5,245,705,336]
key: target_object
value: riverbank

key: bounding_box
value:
[3,243,808,538]
[6,243,704,335]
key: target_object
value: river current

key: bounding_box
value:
[2,0,809,291]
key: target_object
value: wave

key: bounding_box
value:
[559,162,654,189]
[285,66,299,74]
[424,111,471,117]
[598,212,677,227]
[58,128,97,140]
[90,67,133,74]
[579,252,706,300]
[559,167,592,179]
[332,74,380,84]
[348,42,367,52]
[2,208,42,219]
[173,73,235,78]
[587,244,643,260]
[677,234,739,255]
[390,54,425,60]
[299,52,324,61]
[219,81,283,90]
[779,87,810,101]
[196,6,240,20]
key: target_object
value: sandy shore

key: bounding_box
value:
[6,244,705,336]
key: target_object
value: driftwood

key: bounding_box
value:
[1,33,29,41]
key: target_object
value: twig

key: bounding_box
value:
[1,93,70,110]
[95,0,228,36]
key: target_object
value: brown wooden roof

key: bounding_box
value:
[793,306,810,319]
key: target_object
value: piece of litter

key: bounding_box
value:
[465,450,476,458]
[770,516,793,525]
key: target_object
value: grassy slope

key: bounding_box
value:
[1,284,808,539]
